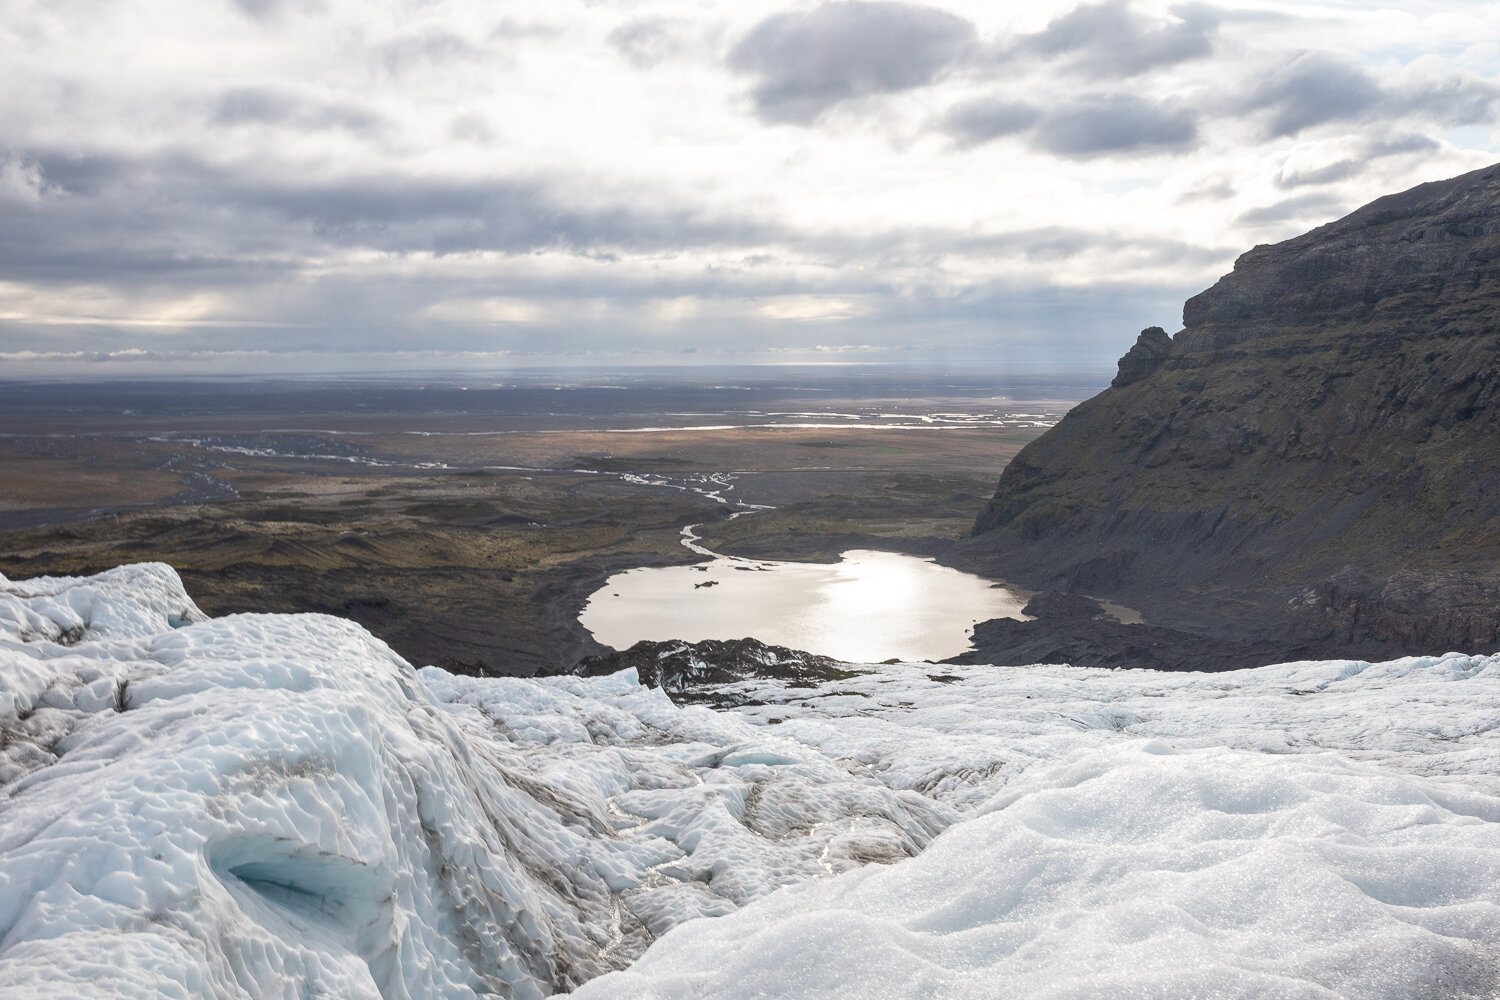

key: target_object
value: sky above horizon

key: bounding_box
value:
[1,0,1497,376]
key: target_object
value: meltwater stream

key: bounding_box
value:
[580,520,1029,663]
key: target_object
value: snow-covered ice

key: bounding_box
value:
[576,741,1500,999]
[1,564,1499,999]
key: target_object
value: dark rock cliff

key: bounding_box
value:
[967,162,1500,661]
[574,637,862,706]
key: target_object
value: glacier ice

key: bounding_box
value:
[1,563,1499,999]
[0,564,958,998]
[575,742,1500,999]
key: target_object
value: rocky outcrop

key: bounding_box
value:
[946,592,1312,672]
[967,162,1500,660]
[574,637,864,705]
[1110,326,1172,387]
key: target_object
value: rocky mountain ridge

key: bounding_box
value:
[966,162,1500,661]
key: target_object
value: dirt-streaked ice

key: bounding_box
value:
[1,564,1498,999]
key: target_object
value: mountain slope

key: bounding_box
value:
[969,162,1500,657]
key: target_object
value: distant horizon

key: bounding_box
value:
[0,351,1123,382]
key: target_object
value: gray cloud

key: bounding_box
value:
[1238,51,1499,139]
[0,149,780,286]
[488,19,565,42]
[1235,192,1347,227]
[0,132,1230,369]
[378,30,485,75]
[1177,177,1237,203]
[19,152,120,199]
[11,148,1202,282]
[946,40,1492,162]
[0,265,1195,370]
[227,0,323,23]
[1275,159,1361,189]
[728,1,976,124]
[229,0,280,21]
[1012,0,1218,79]
[947,44,1495,161]
[934,12,1492,161]
[1031,95,1199,157]
[5,0,1495,375]
[449,113,497,145]
[212,87,382,133]
[609,16,695,69]
[1384,74,1500,127]
[1275,134,1440,188]
[942,98,1040,147]
[948,227,1232,275]
[1239,52,1382,137]
[944,96,1214,161]
[0,143,1219,299]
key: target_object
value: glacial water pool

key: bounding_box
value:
[580,547,1030,663]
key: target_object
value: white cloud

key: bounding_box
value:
[0,155,47,204]
[755,295,873,322]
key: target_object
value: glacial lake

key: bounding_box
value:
[580,547,1030,663]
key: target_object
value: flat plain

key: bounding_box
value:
[0,369,1098,673]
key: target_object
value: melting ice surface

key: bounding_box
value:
[3,564,1500,999]
[581,548,1027,662]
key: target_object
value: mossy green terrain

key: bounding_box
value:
[698,471,998,563]
[0,472,716,674]
[2,422,1041,674]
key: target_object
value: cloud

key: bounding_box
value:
[1383,64,1500,128]
[19,151,126,199]
[1275,134,1440,189]
[4,0,1496,373]
[9,150,1199,284]
[212,87,382,133]
[942,95,1201,159]
[946,20,1492,160]
[0,149,780,285]
[1031,95,1198,157]
[609,16,695,69]
[1011,0,1218,79]
[488,19,565,42]
[1237,50,1500,140]
[228,0,323,23]
[1235,192,1347,228]
[449,114,497,145]
[229,0,280,21]
[949,226,1229,272]
[377,30,485,76]
[0,270,1195,371]
[942,98,1040,147]
[0,136,1232,337]
[0,155,49,205]
[1239,52,1382,138]
[728,1,976,124]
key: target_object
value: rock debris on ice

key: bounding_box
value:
[1,564,1498,999]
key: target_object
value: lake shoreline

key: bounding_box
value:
[580,540,1030,664]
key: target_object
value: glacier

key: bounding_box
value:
[1,564,1498,999]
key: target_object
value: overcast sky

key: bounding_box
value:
[1,0,1497,375]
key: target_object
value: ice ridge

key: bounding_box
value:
[1,564,1499,999]
[0,564,957,998]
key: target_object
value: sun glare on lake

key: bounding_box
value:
[581,549,1029,662]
